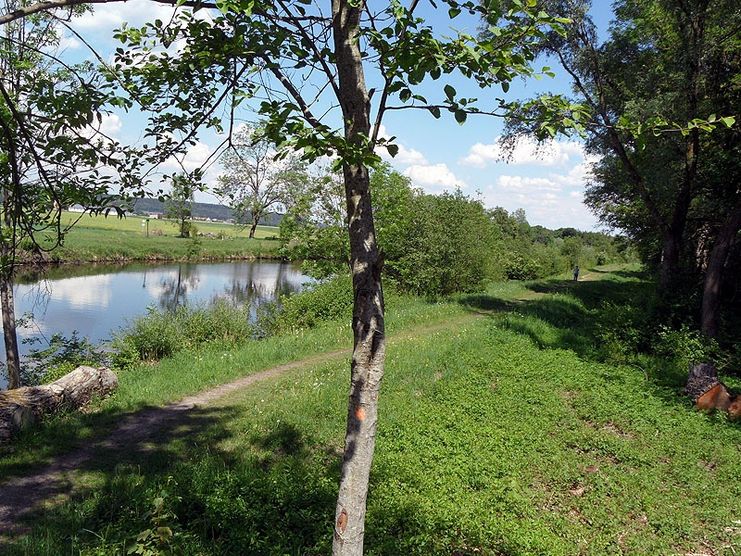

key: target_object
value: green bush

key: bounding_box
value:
[653,324,723,370]
[113,300,254,366]
[388,190,498,296]
[267,273,354,333]
[22,331,109,385]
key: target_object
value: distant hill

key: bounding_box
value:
[128,198,283,227]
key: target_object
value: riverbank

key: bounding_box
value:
[31,212,284,264]
[2,265,740,554]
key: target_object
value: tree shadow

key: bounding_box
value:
[1,406,346,555]
[458,275,698,406]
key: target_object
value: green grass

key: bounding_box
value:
[3,265,740,555]
[35,212,282,262]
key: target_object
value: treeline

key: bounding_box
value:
[125,198,284,227]
[504,0,740,346]
[280,165,632,296]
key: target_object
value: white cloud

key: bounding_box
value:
[162,141,212,172]
[462,137,585,168]
[72,2,180,31]
[403,163,466,190]
[479,150,599,230]
[99,113,123,138]
[496,175,563,192]
[380,143,428,166]
[376,124,429,166]
[57,34,82,51]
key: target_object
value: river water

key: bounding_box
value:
[0,260,311,389]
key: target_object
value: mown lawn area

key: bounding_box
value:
[38,212,282,262]
[3,266,740,555]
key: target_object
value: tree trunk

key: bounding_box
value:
[332,1,386,554]
[249,217,258,239]
[701,198,741,338]
[658,228,682,291]
[0,269,21,390]
[0,366,118,443]
[658,177,693,292]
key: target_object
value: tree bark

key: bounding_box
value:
[701,197,741,338]
[249,216,258,239]
[331,1,386,554]
[0,366,118,443]
[0,269,21,390]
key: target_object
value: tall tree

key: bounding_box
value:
[502,0,737,294]
[0,1,136,389]
[216,125,306,239]
[164,172,196,238]
[2,0,572,550]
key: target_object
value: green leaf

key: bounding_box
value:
[386,144,399,157]
[454,110,467,124]
[448,7,461,18]
[444,84,456,101]
[429,106,441,119]
[720,116,735,128]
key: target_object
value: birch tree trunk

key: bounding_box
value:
[331,1,386,554]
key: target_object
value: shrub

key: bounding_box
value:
[267,273,353,333]
[653,324,723,370]
[22,331,109,385]
[113,300,254,366]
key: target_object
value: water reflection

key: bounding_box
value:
[1,261,310,388]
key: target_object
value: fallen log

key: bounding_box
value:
[685,362,740,419]
[0,366,118,444]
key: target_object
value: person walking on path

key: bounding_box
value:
[573,265,580,281]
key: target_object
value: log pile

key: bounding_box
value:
[0,366,118,444]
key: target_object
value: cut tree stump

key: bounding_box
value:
[0,366,118,444]
[685,362,741,418]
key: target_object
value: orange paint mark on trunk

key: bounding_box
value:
[337,509,348,533]
[355,406,365,421]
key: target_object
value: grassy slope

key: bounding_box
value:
[38,212,282,262]
[4,265,741,555]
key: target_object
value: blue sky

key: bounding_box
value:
[58,1,617,230]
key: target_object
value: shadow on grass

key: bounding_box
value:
[458,273,691,399]
[1,405,347,555]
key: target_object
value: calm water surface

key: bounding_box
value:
[0,260,310,388]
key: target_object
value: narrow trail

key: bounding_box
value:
[0,314,477,537]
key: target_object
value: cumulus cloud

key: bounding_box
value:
[481,153,599,229]
[375,124,429,166]
[57,34,82,51]
[72,1,181,31]
[403,163,466,190]
[380,143,428,166]
[462,137,585,168]
[99,113,123,138]
[161,141,212,173]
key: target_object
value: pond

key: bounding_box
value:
[0,260,311,389]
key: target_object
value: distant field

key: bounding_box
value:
[59,211,279,239]
[36,212,283,263]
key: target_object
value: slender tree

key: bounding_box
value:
[3,0,573,550]
[216,126,305,239]
[165,172,196,238]
[0,1,137,388]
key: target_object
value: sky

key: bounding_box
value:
[55,0,617,231]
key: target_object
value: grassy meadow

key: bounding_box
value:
[36,212,282,263]
[2,265,740,555]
